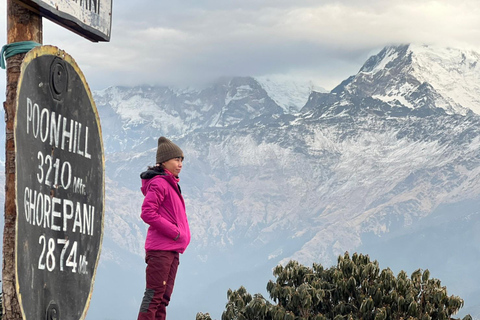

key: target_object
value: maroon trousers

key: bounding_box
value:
[137,251,180,320]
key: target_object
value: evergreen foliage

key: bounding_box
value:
[197,312,213,320]
[198,253,471,320]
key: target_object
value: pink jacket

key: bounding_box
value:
[140,170,191,253]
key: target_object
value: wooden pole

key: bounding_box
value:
[3,1,42,319]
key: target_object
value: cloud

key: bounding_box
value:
[2,0,480,91]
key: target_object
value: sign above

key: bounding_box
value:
[16,0,112,42]
[15,45,105,320]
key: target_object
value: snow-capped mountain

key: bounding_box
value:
[83,44,480,320]
[93,77,284,154]
[1,44,475,319]
[312,44,480,116]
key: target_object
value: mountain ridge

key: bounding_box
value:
[72,43,480,319]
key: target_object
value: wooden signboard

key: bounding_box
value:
[16,0,112,42]
[14,45,105,320]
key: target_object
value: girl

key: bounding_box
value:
[137,137,191,320]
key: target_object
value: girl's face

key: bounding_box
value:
[162,157,183,176]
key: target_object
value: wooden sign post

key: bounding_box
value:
[3,3,42,319]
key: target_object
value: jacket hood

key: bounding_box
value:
[140,169,167,180]
[140,168,181,196]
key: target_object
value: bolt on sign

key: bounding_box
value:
[16,0,112,42]
[15,45,104,320]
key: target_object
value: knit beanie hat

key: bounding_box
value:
[156,137,184,164]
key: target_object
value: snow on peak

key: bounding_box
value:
[255,75,327,113]
[407,44,480,115]
[369,46,400,74]
[362,44,480,115]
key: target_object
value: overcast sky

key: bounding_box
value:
[1,0,480,91]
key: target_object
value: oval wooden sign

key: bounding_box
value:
[14,45,105,320]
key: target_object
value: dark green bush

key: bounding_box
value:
[201,252,471,320]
